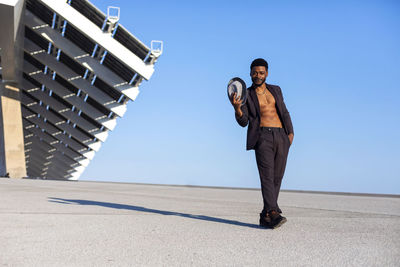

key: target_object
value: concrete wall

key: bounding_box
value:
[0,0,26,178]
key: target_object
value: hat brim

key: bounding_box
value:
[227,77,247,105]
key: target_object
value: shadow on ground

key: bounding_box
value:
[48,197,263,229]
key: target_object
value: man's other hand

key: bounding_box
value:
[288,133,294,145]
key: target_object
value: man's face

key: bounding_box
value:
[251,66,268,86]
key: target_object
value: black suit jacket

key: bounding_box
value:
[235,83,294,150]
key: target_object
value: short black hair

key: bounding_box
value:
[250,58,268,71]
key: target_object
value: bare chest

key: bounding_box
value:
[256,90,276,108]
[255,89,282,127]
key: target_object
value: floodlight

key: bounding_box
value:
[151,40,163,57]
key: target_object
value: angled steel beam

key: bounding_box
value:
[24,38,127,117]
[22,88,109,142]
[22,92,93,142]
[22,118,92,161]
[2,0,161,180]
[44,163,77,178]
[26,163,46,177]
[25,167,42,178]
[21,105,91,153]
[25,133,86,169]
[27,149,82,172]
[24,132,54,153]
[21,94,101,151]
[43,161,74,176]
[25,152,49,170]
[45,170,74,180]
[46,160,77,175]
[24,127,92,166]
[26,153,50,169]
[38,0,154,80]
[25,10,140,100]
[26,142,81,172]
[21,69,116,132]
[25,136,84,170]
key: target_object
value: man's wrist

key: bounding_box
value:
[235,108,243,117]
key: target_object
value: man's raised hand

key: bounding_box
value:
[231,92,243,117]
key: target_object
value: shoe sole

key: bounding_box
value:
[271,217,287,229]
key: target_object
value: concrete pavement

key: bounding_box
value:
[0,178,399,266]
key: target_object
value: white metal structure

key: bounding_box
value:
[0,0,162,180]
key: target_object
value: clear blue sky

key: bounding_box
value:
[81,0,400,194]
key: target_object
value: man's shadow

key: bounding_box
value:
[48,197,263,229]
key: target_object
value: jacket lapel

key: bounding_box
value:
[266,83,283,113]
[266,83,286,131]
[248,87,260,117]
[266,83,279,104]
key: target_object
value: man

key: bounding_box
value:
[231,58,294,229]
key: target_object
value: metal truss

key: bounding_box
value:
[14,0,163,180]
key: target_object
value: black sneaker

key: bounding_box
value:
[259,213,272,228]
[269,211,287,229]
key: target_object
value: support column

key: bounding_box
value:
[0,82,26,178]
[0,0,27,178]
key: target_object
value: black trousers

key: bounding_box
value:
[255,127,290,214]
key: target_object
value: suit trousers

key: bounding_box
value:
[255,127,290,213]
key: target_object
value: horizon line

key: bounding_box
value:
[75,179,400,198]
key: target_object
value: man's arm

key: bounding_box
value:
[277,87,294,144]
[231,92,248,127]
